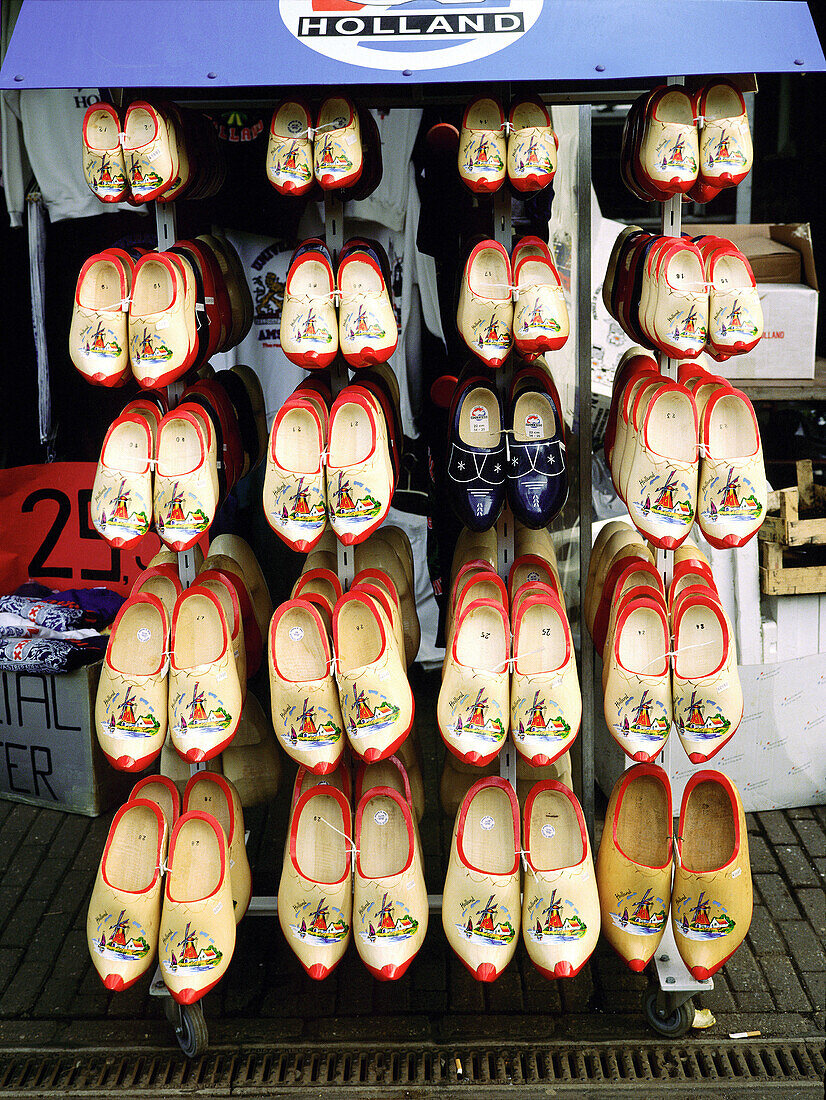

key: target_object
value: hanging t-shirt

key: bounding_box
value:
[2,89,142,226]
[348,108,422,233]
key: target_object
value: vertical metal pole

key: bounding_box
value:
[577,103,594,836]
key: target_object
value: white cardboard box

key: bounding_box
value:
[721,282,818,380]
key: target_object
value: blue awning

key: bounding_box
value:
[1,0,823,90]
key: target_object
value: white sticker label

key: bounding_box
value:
[136,627,151,643]
[525,413,544,439]
[374,809,389,825]
[541,823,556,839]
[469,404,489,434]
[480,815,495,831]
[145,147,162,163]
[731,867,742,878]
[289,626,305,642]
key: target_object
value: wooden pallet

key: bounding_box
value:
[759,461,826,594]
[760,460,826,547]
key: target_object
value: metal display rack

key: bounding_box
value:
[116,81,712,1056]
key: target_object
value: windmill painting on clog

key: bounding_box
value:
[90,906,153,971]
[524,889,588,947]
[699,465,764,545]
[631,468,696,547]
[155,478,211,549]
[456,893,517,951]
[511,687,574,764]
[608,886,668,938]
[329,471,382,533]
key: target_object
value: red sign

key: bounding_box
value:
[0,463,163,597]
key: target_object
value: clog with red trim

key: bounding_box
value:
[264,396,328,553]
[595,763,672,971]
[351,576,406,674]
[353,787,428,980]
[91,413,153,548]
[458,96,506,193]
[267,99,314,196]
[624,380,698,550]
[87,798,166,991]
[507,96,557,193]
[602,595,672,762]
[337,245,398,368]
[672,770,752,979]
[158,811,236,1004]
[354,753,423,825]
[522,781,600,979]
[281,241,338,368]
[269,598,344,775]
[327,386,394,545]
[671,586,742,764]
[314,96,363,191]
[128,253,196,389]
[153,408,217,552]
[168,586,242,763]
[512,255,568,358]
[333,590,413,763]
[647,239,709,360]
[704,241,763,358]
[123,102,177,203]
[457,240,513,368]
[95,593,168,772]
[438,598,509,767]
[183,772,251,922]
[698,386,766,549]
[442,777,521,982]
[637,85,699,196]
[278,786,352,979]
[82,102,128,202]
[694,79,753,190]
[511,591,580,768]
[70,252,131,386]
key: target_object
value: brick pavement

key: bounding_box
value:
[0,670,822,1050]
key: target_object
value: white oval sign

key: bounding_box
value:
[480,814,495,830]
[279,1,543,73]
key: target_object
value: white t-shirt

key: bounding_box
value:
[2,89,142,226]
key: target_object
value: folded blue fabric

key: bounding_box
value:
[0,636,106,673]
[0,595,84,632]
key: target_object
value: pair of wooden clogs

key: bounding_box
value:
[597,763,752,980]
[87,773,249,1004]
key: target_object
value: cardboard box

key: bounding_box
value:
[0,661,130,816]
[693,223,818,380]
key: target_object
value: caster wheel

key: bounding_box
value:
[164,997,208,1058]
[644,989,694,1038]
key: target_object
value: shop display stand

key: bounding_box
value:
[643,78,713,1035]
[131,88,685,1056]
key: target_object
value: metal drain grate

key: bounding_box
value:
[0,1041,823,1095]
